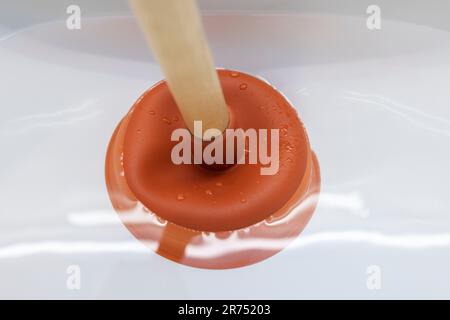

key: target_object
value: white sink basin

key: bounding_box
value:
[1,1,450,299]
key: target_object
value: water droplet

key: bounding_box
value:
[120,171,125,177]
[162,117,171,125]
[215,182,223,187]
[240,198,247,203]
[137,129,142,133]
[156,217,167,225]
[205,189,213,196]
[148,110,155,115]
[239,83,247,90]
[177,193,185,201]
[285,143,293,151]
[172,115,179,122]
[286,157,292,163]
[230,72,239,77]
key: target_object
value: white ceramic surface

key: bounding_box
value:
[1,8,450,299]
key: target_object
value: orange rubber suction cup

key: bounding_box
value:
[105,69,320,269]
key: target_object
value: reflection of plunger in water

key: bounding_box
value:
[105,0,321,269]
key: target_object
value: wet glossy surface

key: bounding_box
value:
[118,70,312,232]
[1,13,450,297]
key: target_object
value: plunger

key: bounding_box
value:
[105,0,321,269]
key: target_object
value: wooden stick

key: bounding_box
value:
[129,0,229,138]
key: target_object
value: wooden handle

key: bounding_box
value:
[129,0,229,138]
